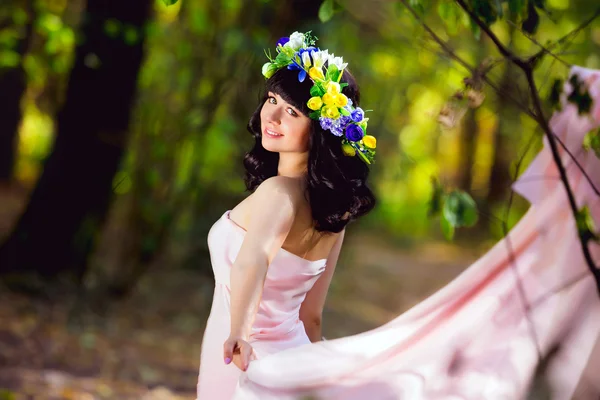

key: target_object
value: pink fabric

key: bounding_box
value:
[197,210,327,399]
[197,66,600,399]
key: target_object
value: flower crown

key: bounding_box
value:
[261,31,376,165]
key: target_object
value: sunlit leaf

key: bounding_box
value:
[583,129,600,159]
[441,214,455,240]
[319,0,335,22]
[162,0,179,5]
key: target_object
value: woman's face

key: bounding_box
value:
[260,91,312,154]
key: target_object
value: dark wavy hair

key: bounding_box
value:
[243,67,376,233]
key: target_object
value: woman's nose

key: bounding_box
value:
[266,107,282,125]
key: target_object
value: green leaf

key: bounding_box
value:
[508,0,526,15]
[522,1,540,34]
[494,0,504,18]
[567,75,593,115]
[318,0,335,22]
[162,0,179,5]
[441,215,455,241]
[310,85,325,97]
[340,108,351,116]
[548,79,563,110]
[309,111,321,120]
[583,129,600,158]
[443,190,479,228]
[576,206,599,242]
[327,63,339,81]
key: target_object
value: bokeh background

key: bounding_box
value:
[0,0,599,398]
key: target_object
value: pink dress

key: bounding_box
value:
[197,209,328,399]
[197,65,600,400]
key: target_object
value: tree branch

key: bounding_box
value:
[454,0,528,69]
[527,7,600,67]
[399,0,600,295]
[398,0,537,120]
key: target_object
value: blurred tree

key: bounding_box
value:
[0,0,153,284]
[0,1,35,182]
[106,0,325,296]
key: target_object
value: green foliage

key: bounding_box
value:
[567,75,593,115]
[548,79,563,110]
[162,0,179,5]
[576,206,599,242]
[583,129,600,159]
[428,179,479,240]
[318,0,336,22]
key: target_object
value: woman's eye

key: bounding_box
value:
[268,96,276,104]
[287,108,298,116]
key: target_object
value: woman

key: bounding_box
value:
[196,31,377,399]
[197,32,600,400]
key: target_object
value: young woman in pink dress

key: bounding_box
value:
[197,31,600,400]
[196,31,377,399]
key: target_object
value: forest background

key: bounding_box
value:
[0,0,598,397]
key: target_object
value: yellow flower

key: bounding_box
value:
[342,143,356,156]
[322,105,340,119]
[322,93,335,106]
[326,81,341,94]
[307,96,323,111]
[363,135,376,149]
[309,67,325,81]
[333,93,348,107]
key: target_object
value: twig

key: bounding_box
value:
[454,0,528,69]
[525,68,600,291]
[452,0,600,296]
[505,20,571,69]
[527,7,600,66]
[398,0,537,120]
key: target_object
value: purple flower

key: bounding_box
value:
[330,126,344,137]
[339,116,351,126]
[319,117,333,130]
[276,37,290,47]
[345,124,364,142]
[351,107,364,123]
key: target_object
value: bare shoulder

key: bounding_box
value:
[253,176,305,206]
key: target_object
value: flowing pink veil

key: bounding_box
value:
[232,66,600,400]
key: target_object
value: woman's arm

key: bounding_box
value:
[228,177,300,340]
[299,228,345,342]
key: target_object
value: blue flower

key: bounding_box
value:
[276,37,290,47]
[351,107,364,123]
[345,124,364,142]
[286,62,306,82]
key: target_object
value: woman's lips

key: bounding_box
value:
[264,128,284,138]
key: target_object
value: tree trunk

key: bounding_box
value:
[457,108,478,191]
[0,0,35,182]
[0,0,153,281]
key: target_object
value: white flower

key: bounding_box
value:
[302,51,312,67]
[311,50,329,69]
[327,53,348,70]
[285,31,305,50]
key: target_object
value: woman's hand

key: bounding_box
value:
[223,336,255,371]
